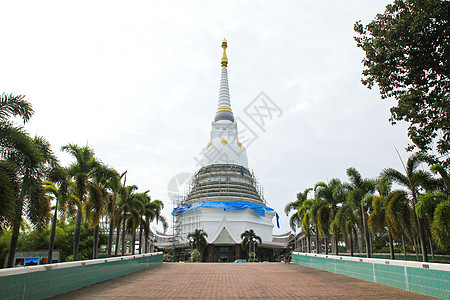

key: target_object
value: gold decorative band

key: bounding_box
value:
[221,38,228,67]
[217,108,232,112]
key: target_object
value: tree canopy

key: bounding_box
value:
[354,0,450,169]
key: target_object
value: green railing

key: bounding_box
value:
[0,252,163,300]
[293,252,449,299]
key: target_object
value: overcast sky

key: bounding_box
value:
[1,0,412,234]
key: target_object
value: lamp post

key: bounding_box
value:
[252,238,257,262]
[190,237,194,262]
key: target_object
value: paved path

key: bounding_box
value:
[49,262,435,299]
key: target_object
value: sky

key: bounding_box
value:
[0,0,412,235]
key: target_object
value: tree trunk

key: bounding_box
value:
[388,230,395,260]
[7,195,25,268]
[48,204,58,264]
[93,224,99,259]
[416,214,428,262]
[144,225,149,253]
[131,229,136,255]
[349,232,354,257]
[307,235,311,253]
[428,235,435,260]
[413,232,419,261]
[6,233,19,268]
[72,208,83,261]
[139,224,143,254]
[324,237,328,255]
[402,235,407,260]
[315,228,320,254]
[121,217,126,256]
[107,194,116,258]
[115,222,120,256]
[334,237,339,255]
[357,230,363,254]
[363,213,371,258]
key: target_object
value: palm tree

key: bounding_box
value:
[385,190,418,260]
[114,212,123,256]
[297,199,314,252]
[309,199,323,254]
[45,166,78,264]
[416,192,448,256]
[331,204,357,256]
[188,229,209,257]
[382,153,434,262]
[106,170,122,257]
[240,229,261,260]
[61,144,100,261]
[285,188,312,231]
[316,201,332,255]
[85,164,119,259]
[1,94,35,262]
[139,194,167,253]
[367,178,396,259]
[0,160,17,235]
[345,168,376,258]
[0,94,34,233]
[430,197,450,251]
[4,136,56,268]
[116,185,143,255]
[315,178,345,255]
[427,164,450,251]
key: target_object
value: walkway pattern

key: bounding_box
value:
[49,263,435,299]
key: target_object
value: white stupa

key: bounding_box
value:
[171,40,286,262]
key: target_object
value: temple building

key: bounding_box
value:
[160,40,288,262]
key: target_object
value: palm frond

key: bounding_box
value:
[0,93,33,123]
[382,168,409,188]
[431,199,450,250]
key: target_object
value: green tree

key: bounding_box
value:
[385,190,419,260]
[316,202,332,255]
[61,144,100,261]
[85,164,118,259]
[297,199,314,253]
[382,153,435,261]
[240,229,261,260]
[416,192,448,258]
[315,178,346,255]
[106,170,124,258]
[44,166,78,264]
[284,188,312,231]
[345,168,376,258]
[116,185,142,255]
[191,248,201,262]
[367,178,397,259]
[430,198,450,251]
[426,164,450,252]
[187,229,208,259]
[139,195,167,254]
[0,160,17,235]
[354,0,450,169]
[0,94,53,268]
[331,204,357,256]
[4,136,55,268]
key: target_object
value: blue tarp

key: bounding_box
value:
[172,200,280,228]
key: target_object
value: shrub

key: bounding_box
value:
[191,249,201,262]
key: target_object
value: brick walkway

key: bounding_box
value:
[49,263,435,299]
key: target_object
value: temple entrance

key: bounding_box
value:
[213,246,235,262]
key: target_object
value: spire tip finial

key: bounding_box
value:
[221,38,228,68]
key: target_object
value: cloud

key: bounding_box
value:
[1,0,408,233]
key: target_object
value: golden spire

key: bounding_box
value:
[221,38,228,68]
